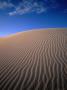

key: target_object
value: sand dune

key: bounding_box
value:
[0,29,67,90]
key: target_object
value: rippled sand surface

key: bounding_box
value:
[0,29,67,90]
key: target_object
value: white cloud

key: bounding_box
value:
[0,1,14,9]
[8,1,47,16]
[9,7,31,15]
[1,0,63,16]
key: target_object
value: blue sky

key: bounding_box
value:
[0,0,67,36]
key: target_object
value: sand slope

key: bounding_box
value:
[0,29,67,90]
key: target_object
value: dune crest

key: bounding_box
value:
[0,29,67,90]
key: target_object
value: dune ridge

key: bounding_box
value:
[0,29,67,90]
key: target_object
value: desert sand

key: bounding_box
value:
[0,29,67,90]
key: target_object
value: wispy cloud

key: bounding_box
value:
[0,1,14,9]
[0,0,47,15]
[0,0,67,16]
[9,1,47,16]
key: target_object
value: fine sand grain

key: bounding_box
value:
[0,29,67,90]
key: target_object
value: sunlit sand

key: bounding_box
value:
[0,29,67,90]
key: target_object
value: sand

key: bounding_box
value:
[0,29,67,90]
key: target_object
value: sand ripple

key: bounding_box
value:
[0,29,67,90]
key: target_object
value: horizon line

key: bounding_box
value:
[0,28,67,38]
